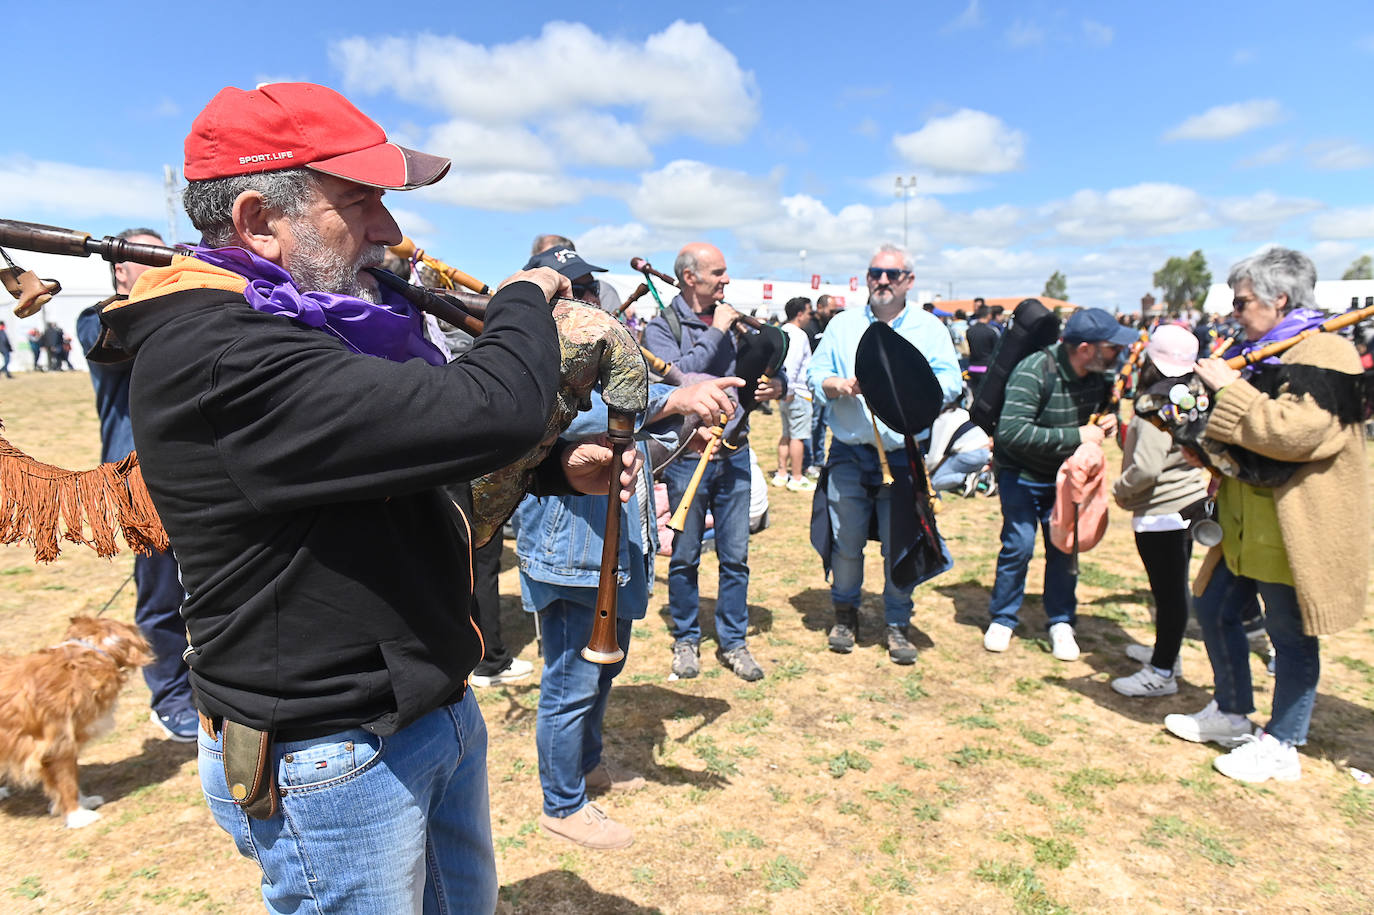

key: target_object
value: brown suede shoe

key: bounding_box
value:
[540,802,633,849]
[585,762,647,795]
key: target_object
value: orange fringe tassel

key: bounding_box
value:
[0,435,168,563]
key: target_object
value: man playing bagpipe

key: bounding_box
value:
[90,82,638,913]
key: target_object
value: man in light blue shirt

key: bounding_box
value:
[808,244,962,664]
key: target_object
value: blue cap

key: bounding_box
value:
[522,246,605,279]
[1061,307,1138,346]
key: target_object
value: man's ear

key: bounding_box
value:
[1274,292,1290,314]
[230,191,286,264]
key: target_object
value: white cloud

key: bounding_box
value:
[1082,20,1113,46]
[1237,141,1294,168]
[739,194,888,268]
[1214,191,1322,226]
[1231,48,1256,65]
[627,160,780,229]
[546,114,654,169]
[1163,99,1285,141]
[1307,140,1374,170]
[943,0,982,32]
[1005,20,1046,47]
[938,204,1027,247]
[0,158,165,222]
[1308,240,1363,279]
[1310,206,1374,240]
[419,171,597,212]
[331,21,759,145]
[427,120,557,173]
[892,109,1026,174]
[1047,183,1213,243]
[386,207,438,240]
[573,223,674,263]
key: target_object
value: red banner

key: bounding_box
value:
[834,296,846,307]
[849,276,858,291]
[762,282,773,301]
[810,274,821,290]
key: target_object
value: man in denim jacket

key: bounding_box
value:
[514,258,739,849]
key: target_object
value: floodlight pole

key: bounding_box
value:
[894,176,917,249]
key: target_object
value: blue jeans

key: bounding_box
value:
[825,442,914,626]
[929,448,991,492]
[1193,560,1320,745]
[808,403,828,469]
[537,600,634,816]
[198,693,496,915]
[662,445,752,649]
[134,549,193,716]
[987,469,1077,630]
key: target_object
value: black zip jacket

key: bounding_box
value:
[102,279,561,737]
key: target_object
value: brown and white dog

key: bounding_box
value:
[0,616,153,827]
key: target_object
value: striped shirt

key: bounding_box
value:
[994,343,1109,482]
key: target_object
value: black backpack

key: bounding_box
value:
[969,298,1062,435]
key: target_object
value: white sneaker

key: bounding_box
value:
[1049,623,1079,661]
[469,657,534,688]
[786,477,815,492]
[1213,732,1301,783]
[1164,700,1256,748]
[1125,643,1183,677]
[983,622,1013,652]
[770,471,788,488]
[1111,665,1178,697]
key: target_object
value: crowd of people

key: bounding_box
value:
[52,81,1368,912]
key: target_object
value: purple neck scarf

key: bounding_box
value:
[189,245,446,366]
[1222,307,1327,370]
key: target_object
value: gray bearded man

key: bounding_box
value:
[94,82,637,914]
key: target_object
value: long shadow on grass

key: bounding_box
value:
[0,736,193,819]
[786,587,934,650]
[501,870,663,914]
[605,684,731,791]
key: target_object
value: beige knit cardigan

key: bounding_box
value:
[1192,332,1369,636]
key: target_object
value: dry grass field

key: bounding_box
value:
[1,371,1372,914]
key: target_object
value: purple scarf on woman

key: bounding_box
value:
[190,245,446,366]
[1221,306,1327,370]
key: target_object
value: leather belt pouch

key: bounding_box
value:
[221,719,279,820]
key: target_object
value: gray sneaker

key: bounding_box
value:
[717,645,764,681]
[671,639,700,679]
[885,625,917,665]
[828,605,858,653]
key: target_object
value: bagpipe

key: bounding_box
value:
[0,218,648,665]
[851,321,952,587]
[619,257,789,530]
[1133,303,1374,489]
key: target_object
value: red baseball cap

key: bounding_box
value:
[184,82,450,190]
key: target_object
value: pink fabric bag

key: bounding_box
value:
[1050,441,1109,554]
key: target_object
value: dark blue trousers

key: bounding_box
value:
[134,550,193,715]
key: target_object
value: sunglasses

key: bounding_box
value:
[867,267,909,282]
[571,282,598,299]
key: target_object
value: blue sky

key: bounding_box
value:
[6,1,1373,310]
